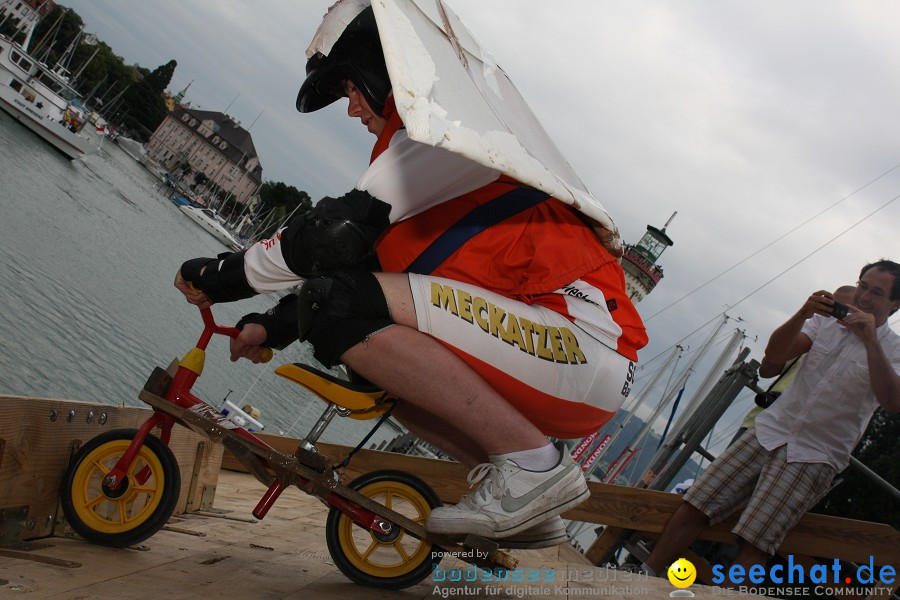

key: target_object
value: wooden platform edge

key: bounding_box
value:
[0,395,223,544]
[222,432,900,570]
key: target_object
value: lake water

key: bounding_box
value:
[0,113,401,446]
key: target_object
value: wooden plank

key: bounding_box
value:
[0,470,752,600]
[180,438,224,512]
[565,481,900,566]
[221,432,471,503]
[150,418,521,572]
[221,434,900,570]
[0,396,223,543]
[556,539,593,566]
[584,525,625,566]
[867,581,899,600]
[684,549,716,587]
[775,512,900,565]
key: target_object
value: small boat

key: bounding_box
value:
[0,35,100,160]
[179,205,244,251]
[171,195,194,207]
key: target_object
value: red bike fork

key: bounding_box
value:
[254,477,391,538]
[103,414,174,490]
[325,492,395,537]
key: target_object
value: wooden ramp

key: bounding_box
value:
[0,397,730,598]
[227,433,900,596]
[3,399,896,598]
[0,469,734,600]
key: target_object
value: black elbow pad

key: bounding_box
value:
[179,251,256,303]
[280,189,390,277]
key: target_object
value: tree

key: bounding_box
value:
[813,409,900,528]
[146,59,177,96]
[254,182,312,239]
[28,6,83,61]
[27,6,175,141]
[119,62,172,141]
[257,181,312,214]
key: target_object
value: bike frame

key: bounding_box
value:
[104,307,392,534]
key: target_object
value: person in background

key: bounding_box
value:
[728,284,858,447]
[643,260,900,578]
[175,1,647,548]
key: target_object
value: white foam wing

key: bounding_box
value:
[372,0,619,239]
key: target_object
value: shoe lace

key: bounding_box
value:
[456,462,509,510]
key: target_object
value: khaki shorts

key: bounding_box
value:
[408,274,635,439]
[684,428,835,555]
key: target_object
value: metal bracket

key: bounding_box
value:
[186,441,206,511]
[0,506,29,548]
[199,485,217,511]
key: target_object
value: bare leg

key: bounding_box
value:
[340,273,549,458]
[731,540,769,577]
[393,403,488,467]
[644,502,709,574]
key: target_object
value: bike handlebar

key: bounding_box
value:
[199,307,273,364]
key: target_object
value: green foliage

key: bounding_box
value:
[812,408,900,528]
[120,76,168,141]
[146,60,177,96]
[28,6,83,61]
[69,42,132,106]
[258,181,312,214]
[29,5,176,140]
[255,182,313,239]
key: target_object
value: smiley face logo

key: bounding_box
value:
[668,558,697,589]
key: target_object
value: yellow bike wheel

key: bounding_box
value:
[325,470,443,589]
[61,429,180,547]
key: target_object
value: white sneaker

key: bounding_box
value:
[426,442,589,538]
[497,515,568,549]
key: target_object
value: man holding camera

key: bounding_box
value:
[643,259,900,578]
[727,284,858,446]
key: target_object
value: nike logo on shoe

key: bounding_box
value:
[499,465,574,513]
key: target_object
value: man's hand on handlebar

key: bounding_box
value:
[230,323,269,363]
[175,271,212,309]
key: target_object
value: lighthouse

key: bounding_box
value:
[621,212,676,302]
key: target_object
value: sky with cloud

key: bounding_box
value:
[60,0,900,448]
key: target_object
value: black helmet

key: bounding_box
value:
[296,6,391,115]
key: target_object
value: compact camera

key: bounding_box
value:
[830,301,849,320]
[754,391,780,408]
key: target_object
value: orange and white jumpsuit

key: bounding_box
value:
[244,100,647,438]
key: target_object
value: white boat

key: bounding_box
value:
[115,135,146,161]
[179,205,244,251]
[0,35,100,160]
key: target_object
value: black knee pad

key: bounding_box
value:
[297,269,393,367]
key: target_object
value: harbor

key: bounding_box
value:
[1,1,899,598]
[0,113,394,449]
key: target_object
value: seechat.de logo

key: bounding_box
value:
[668,558,697,597]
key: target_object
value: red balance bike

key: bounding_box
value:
[59,307,516,589]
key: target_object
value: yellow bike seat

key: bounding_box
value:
[274,363,397,420]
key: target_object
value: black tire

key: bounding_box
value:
[60,428,181,547]
[325,470,443,589]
